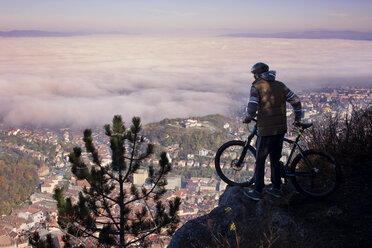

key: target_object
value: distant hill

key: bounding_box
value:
[0,30,138,37]
[0,30,86,37]
[223,30,372,41]
[143,114,240,158]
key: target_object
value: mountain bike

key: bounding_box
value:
[214,120,341,198]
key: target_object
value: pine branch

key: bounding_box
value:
[101,195,121,231]
[125,223,171,247]
[89,170,121,231]
[123,163,166,207]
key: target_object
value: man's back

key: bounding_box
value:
[253,79,288,136]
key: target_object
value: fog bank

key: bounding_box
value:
[1,35,371,128]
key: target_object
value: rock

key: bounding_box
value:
[168,185,306,248]
[326,206,343,217]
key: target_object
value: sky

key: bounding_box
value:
[1,0,372,33]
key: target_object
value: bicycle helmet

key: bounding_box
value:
[251,62,269,74]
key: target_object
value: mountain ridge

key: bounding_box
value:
[0,30,87,37]
[2,29,372,41]
[223,30,372,41]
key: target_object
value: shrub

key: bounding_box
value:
[308,105,372,159]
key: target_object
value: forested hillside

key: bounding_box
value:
[0,155,39,215]
[143,114,239,158]
[0,132,57,162]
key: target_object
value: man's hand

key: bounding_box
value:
[243,116,251,124]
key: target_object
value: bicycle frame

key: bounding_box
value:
[282,133,307,177]
[236,125,257,166]
[240,123,311,178]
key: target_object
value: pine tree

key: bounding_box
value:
[54,116,181,247]
[29,232,55,248]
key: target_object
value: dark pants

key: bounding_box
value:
[254,133,284,193]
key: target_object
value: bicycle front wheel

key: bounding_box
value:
[215,140,256,187]
[290,150,341,198]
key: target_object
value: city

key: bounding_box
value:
[0,85,370,247]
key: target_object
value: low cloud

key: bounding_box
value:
[0,35,371,128]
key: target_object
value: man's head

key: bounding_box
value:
[251,62,269,79]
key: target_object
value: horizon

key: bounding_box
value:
[2,29,372,41]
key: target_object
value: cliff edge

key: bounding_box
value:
[169,159,372,248]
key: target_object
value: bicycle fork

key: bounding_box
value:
[239,130,257,165]
[236,143,249,167]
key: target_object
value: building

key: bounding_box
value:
[40,176,61,194]
[199,178,217,192]
[186,179,199,192]
[40,183,54,194]
[186,160,194,167]
[17,208,45,224]
[37,166,49,178]
[30,193,55,204]
[178,160,186,167]
[133,169,148,186]
[198,148,210,157]
[0,235,16,248]
[165,175,181,190]
[184,119,201,128]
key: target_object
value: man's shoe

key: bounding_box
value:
[266,187,281,198]
[244,189,262,201]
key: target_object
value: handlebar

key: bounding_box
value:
[244,118,312,131]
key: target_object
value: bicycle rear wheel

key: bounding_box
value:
[215,140,256,187]
[290,150,341,198]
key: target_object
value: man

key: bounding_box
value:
[243,62,302,200]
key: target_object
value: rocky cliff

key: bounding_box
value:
[169,185,307,248]
[169,159,372,248]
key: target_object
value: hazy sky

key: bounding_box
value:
[1,35,371,128]
[1,0,372,33]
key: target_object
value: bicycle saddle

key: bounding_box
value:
[299,123,313,129]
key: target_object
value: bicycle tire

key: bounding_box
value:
[290,150,341,198]
[215,140,256,187]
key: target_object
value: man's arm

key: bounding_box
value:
[285,87,302,124]
[243,86,260,123]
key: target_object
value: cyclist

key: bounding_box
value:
[243,62,302,200]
